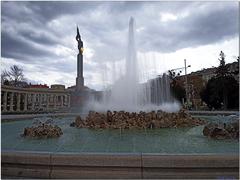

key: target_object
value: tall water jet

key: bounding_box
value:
[86,17,180,112]
[109,17,139,110]
[126,17,138,106]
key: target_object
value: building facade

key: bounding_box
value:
[175,61,239,109]
[1,85,71,114]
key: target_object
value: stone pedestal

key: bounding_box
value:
[76,77,84,90]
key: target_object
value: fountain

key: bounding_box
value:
[1,17,238,179]
[86,17,179,113]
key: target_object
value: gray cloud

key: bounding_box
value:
[1,1,100,24]
[137,2,238,52]
[1,1,239,88]
[1,31,55,61]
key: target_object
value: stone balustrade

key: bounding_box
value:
[1,85,71,113]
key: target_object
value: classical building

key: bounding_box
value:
[1,84,70,114]
[189,61,239,83]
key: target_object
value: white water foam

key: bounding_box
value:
[86,17,180,113]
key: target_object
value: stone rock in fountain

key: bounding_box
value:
[71,109,205,129]
[22,123,63,138]
[203,121,239,140]
[70,116,86,127]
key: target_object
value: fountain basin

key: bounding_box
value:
[1,115,239,178]
[2,116,238,153]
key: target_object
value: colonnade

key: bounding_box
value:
[1,90,70,113]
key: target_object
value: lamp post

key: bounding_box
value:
[184,59,191,108]
[169,59,191,107]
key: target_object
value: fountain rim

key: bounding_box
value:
[2,150,239,156]
[1,110,239,122]
[2,150,238,178]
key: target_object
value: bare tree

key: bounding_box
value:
[1,70,10,85]
[8,65,26,83]
[1,65,27,87]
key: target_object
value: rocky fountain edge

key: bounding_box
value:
[71,109,239,140]
[70,109,205,129]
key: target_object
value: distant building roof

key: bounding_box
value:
[51,84,65,90]
[67,85,96,92]
[29,84,49,88]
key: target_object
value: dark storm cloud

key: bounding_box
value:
[137,2,238,52]
[20,30,58,45]
[185,5,238,42]
[1,31,54,61]
[1,1,101,58]
[1,1,100,23]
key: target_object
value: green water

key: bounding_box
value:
[1,116,239,153]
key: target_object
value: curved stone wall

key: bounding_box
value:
[1,151,239,179]
[1,85,71,113]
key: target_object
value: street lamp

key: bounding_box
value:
[170,66,191,76]
[184,59,191,107]
[169,59,191,107]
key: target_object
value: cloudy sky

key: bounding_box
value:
[1,1,239,90]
